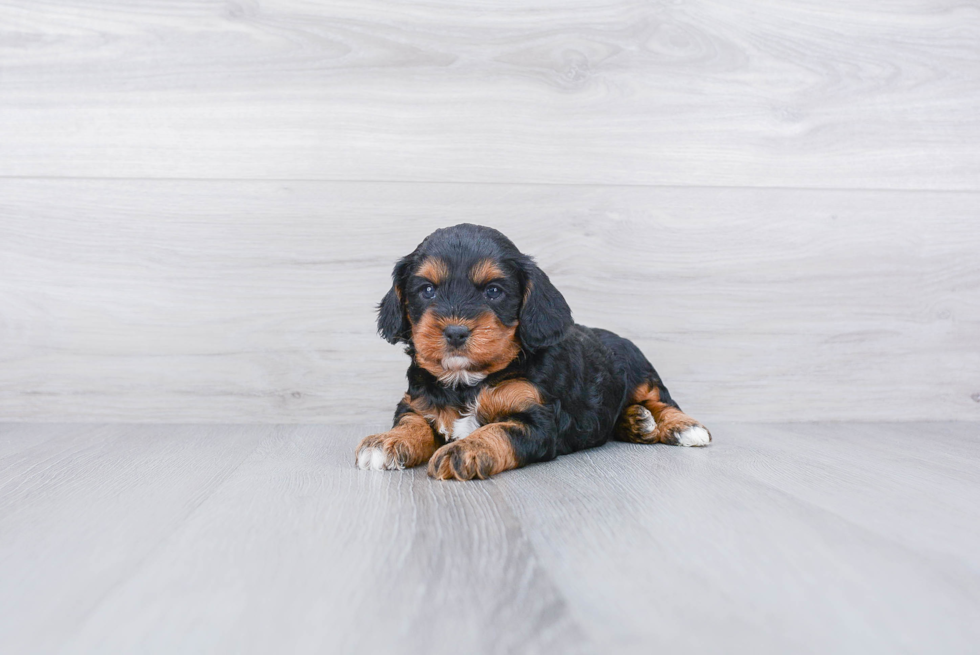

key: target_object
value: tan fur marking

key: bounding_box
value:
[407,394,461,440]
[355,412,437,468]
[411,309,520,381]
[614,404,657,444]
[416,257,449,284]
[467,312,520,375]
[626,382,711,445]
[410,309,450,377]
[476,380,542,423]
[470,259,505,286]
[427,422,520,480]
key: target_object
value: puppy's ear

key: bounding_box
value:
[377,253,415,344]
[518,256,573,351]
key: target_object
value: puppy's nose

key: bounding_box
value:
[443,325,470,348]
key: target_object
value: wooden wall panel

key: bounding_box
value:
[0,0,977,188]
[1,179,977,422]
[2,1,977,423]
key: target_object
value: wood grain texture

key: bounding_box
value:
[0,0,977,188]
[0,423,591,655]
[2,179,978,422]
[0,422,978,653]
[0,423,269,653]
[494,421,980,654]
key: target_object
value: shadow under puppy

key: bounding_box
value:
[356,224,711,480]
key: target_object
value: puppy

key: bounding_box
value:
[356,224,711,480]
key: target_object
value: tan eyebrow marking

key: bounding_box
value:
[470,258,505,286]
[416,257,449,284]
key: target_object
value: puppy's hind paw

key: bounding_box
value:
[673,425,712,447]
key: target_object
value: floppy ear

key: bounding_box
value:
[518,256,573,351]
[376,254,415,344]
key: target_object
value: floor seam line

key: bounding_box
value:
[482,479,603,655]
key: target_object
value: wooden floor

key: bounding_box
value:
[1,422,977,654]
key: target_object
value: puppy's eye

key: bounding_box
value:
[420,284,437,300]
[484,284,503,300]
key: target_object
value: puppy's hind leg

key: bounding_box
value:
[614,403,659,444]
[616,380,711,447]
[594,328,711,447]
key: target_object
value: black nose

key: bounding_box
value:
[443,325,470,348]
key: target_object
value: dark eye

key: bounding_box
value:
[420,284,436,300]
[484,284,503,300]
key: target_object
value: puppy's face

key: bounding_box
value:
[377,224,573,387]
[405,249,522,387]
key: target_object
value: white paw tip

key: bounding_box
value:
[356,447,402,471]
[676,426,711,447]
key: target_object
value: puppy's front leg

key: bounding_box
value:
[427,379,556,480]
[427,422,523,480]
[428,411,559,482]
[356,410,438,471]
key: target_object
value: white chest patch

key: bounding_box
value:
[449,405,481,441]
[434,418,454,441]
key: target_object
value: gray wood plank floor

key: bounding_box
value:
[1,422,977,654]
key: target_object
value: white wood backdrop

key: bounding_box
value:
[0,0,978,422]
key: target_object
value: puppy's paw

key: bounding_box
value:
[635,405,657,435]
[427,441,493,480]
[427,429,517,480]
[355,432,419,471]
[356,415,439,471]
[661,423,712,447]
[676,425,712,446]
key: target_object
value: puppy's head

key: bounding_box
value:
[377,224,572,387]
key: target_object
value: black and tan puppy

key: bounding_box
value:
[356,224,711,480]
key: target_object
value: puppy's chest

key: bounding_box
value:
[423,403,481,442]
